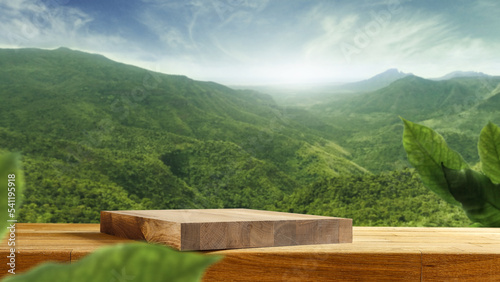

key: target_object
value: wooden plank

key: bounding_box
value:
[100,209,353,250]
[2,224,500,280]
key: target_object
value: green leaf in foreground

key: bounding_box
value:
[0,153,24,239]
[479,122,500,184]
[442,165,500,227]
[3,243,222,282]
[401,118,468,206]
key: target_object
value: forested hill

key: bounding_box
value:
[321,74,500,121]
[297,74,500,172]
[0,47,367,222]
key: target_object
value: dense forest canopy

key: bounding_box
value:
[2,48,498,226]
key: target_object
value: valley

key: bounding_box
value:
[261,71,500,172]
[3,48,497,227]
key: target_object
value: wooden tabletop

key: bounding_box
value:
[1,224,500,281]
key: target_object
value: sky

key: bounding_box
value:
[1,0,499,85]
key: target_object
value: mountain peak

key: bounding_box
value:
[371,68,410,79]
[54,47,72,51]
[338,68,411,92]
[381,68,403,74]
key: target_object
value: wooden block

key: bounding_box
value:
[338,218,353,243]
[296,220,318,245]
[100,209,352,251]
[274,221,296,246]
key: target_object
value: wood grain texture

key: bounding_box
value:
[0,249,71,276]
[0,224,132,279]
[422,254,500,281]
[203,252,422,281]
[2,224,500,281]
[100,209,352,250]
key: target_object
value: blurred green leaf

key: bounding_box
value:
[401,118,468,206]
[3,243,221,282]
[0,153,24,239]
[479,122,500,184]
[442,166,500,227]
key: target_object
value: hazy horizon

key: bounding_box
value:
[1,0,499,85]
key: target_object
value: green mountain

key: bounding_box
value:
[280,74,500,172]
[0,48,481,227]
[336,68,411,93]
[477,91,500,112]
[319,75,500,120]
[0,47,366,222]
[432,70,491,81]
[274,168,471,227]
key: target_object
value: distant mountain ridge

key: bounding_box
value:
[318,74,500,120]
[432,71,491,81]
[306,73,500,172]
[337,68,412,93]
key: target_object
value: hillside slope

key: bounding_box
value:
[299,75,500,172]
[0,47,367,222]
[321,75,500,120]
[274,168,471,227]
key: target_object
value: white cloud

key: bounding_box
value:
[0,0,498,85]
[294,3,500,81]
[0,0,101,52]
[304,14,359,63]
[0,0,148,62]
